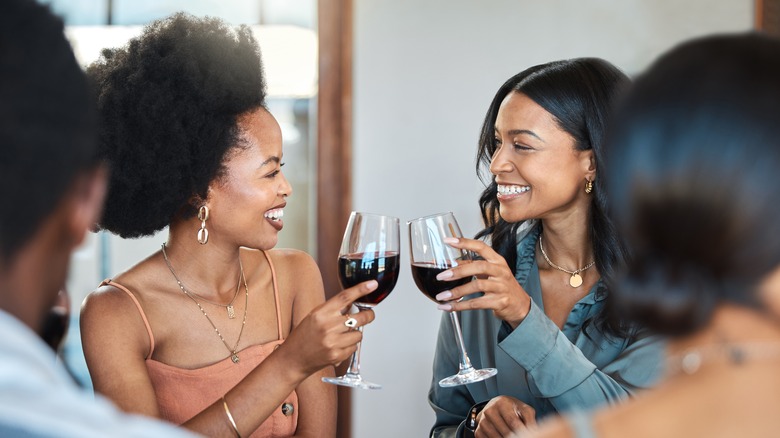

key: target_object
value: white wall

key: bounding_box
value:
[351,1,752,437]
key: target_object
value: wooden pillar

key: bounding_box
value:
[318,0,353,436]
[757,0,780,35]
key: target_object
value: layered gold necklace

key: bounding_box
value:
[538,234,595,288]
[161,244,248,364]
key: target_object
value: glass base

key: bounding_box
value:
[322,373,382,390]
[439,367,497,387]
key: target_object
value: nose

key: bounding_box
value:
[489,144,512,176]
[279,171,293,198]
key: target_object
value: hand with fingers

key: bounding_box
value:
[277,280,378,376]
[434,237,532,328]
[475,396,536,438]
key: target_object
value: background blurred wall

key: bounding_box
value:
[350,1,753,436]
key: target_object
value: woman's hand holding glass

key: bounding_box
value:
[434,237,532,329]
[322,212,400,389]
[277,280,378,378]
[409,212,497,387]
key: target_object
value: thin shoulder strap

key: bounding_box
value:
[259,251,284,340]
[100,279,155,359]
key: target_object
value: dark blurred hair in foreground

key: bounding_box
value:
[0,0,97,260]
[606,33,780,336]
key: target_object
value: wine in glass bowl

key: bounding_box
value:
[408,212,497,387]
[323,212,400,390]
[411,262,471,303]
[338,252,400,306]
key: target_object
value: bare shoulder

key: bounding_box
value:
[81,280,141,323]
[244,248,323,288]
[266,248,320,272]
[80,280,152,358]
[80,262,160,355]
[262,248,325,319]
[81,251,161,320]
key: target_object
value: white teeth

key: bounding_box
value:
[497,184,530,195]
[264,209,284,221]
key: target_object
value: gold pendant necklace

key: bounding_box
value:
[160,245,242,319]
[161,244,248,363]
[538,235,595,288]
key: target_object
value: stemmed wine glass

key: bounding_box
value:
[408,212,497,387]
[322,212,400,390]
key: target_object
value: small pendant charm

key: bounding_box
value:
[227,305,235,319]
[231,353,240,364]
[569,273,583,288]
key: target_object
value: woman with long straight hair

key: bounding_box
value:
[430,59,663,438]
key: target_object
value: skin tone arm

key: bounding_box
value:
[276,250,336,437]
[81,276,377,437]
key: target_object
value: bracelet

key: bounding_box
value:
[465,400,489,433]
[222,396,241,438]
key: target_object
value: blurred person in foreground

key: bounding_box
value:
[0,0,196,436]
[523,32,780,438]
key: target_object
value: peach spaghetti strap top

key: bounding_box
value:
[101,251,298,437]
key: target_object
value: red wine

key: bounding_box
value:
[411,262,472,303]
[338,252,400,306]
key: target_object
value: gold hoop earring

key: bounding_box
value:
[585,179,594,194]
[197,206,209,245]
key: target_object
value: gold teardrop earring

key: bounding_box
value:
[585,178,594,194]
[197,205,209,244]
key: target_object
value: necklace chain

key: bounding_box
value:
[538,234,595,288]
[667,341,780,375]
[161,243,248,364]
[160,245,242,318]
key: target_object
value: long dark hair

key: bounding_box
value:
[475,59,630,336]
[606,33,780,336]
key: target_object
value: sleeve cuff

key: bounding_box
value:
[498,300,557,369]
[498,300,597,397]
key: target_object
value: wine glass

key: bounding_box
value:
[322,212,400,389]
[408,212,497,387]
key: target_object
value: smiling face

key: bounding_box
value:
[206,107,292,250]
[490,91,595,224]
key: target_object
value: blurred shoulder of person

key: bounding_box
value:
[0,1,197,436]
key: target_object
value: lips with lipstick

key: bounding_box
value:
[497,184,530,199]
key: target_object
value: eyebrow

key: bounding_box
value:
[258,156,281,169]
[495,128,545,143]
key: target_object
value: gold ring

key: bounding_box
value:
[344,316,358,328]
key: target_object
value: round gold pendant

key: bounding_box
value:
[569,273,583,288]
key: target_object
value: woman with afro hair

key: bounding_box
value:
[80,13,376,438]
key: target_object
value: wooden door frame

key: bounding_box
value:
[318,0,353,436]
[756,0,780,34]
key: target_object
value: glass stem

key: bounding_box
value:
[344,325,364,377]
[344,304,371,378]
[448,311,474,373]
